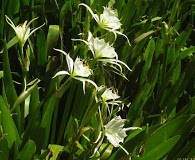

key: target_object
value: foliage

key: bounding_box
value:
[0,0,195,159]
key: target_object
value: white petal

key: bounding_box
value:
[66,54,74,74]
[79,3,100,22]
[124,127,142,131]
[100,7,121,30]
[74,77,97,93]
[5,15,16,30]
[104,116,129,147]
[54,48,68,56]
[87,33,118,59]
[53,71,70,78]
[105,131,126,147]
[101,88,120,101]
[74,57,92,77]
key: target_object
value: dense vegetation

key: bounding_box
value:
[0,0,195,159]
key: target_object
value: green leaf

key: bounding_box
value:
[37,29,47,66]
[99,143,113,160]
[127,83,151,122]
[1,40,17,108]
[40,95,58,148]
[145,116,187,153]
[175,26,192,54]
[36,148,51,160]
[0,138,9,160]
[11,79,40,113]
[17,140,36,160]
[59,1,71,40]
[140,39,155,85]
[167,42,176,65]
[0,0,5,36]
[28,83,40,120]
[46,25,59,56]
[148,61,160,91]
[48,144,64,160]
[166,115,195,159]
[140,135,180,160]
[0,96,19,147]
[6,37,18,49]
[0,71,3,79]
[180,46,195,59]
[134,30,157,44]
[171,136,195,159]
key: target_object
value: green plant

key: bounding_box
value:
[0,0,194,159]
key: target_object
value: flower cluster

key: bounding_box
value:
[53,4,135,155]
[4,2,140,160]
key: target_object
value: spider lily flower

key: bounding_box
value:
[73,32,131,73]
[88,31,118,59]
[97,86,120,104]
[104,116,141,148]
[73,32,118,59]
[92,116,141,157]
[53,49,97,93]
[96,86,123,116]
[79,3,130,45]
[5,15,45,47]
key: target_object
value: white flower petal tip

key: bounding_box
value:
[53,48,68,56]
[5,15,44,47]
[104,116,141,148]
[52,71,70,78]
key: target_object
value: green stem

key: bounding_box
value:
[55,77,71,98]
[93,26,101,36]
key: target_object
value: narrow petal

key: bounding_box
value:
[27,23,45,41]
[90,131,104,158]
[72,38,95,55]
[98,59,123,72]
[79,3,100,23]
[74,77,98,93]
[124,127,142,131]
[5,15,16,30]
[66,54,74,74]
[53,71,70,78]
[114,30,131,46]
[54,48,68,56]
[54,48,73,74]
[101,58,132,71]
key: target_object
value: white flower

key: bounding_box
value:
[104,116,141,147]
[99,7,122,30]
[73,32,131,74]
[87,32,118,59]
[5,15,44,47]
[79,3,130,45]
[67,55,92,77]
[53,49,97,93]
[98,86,120,102]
